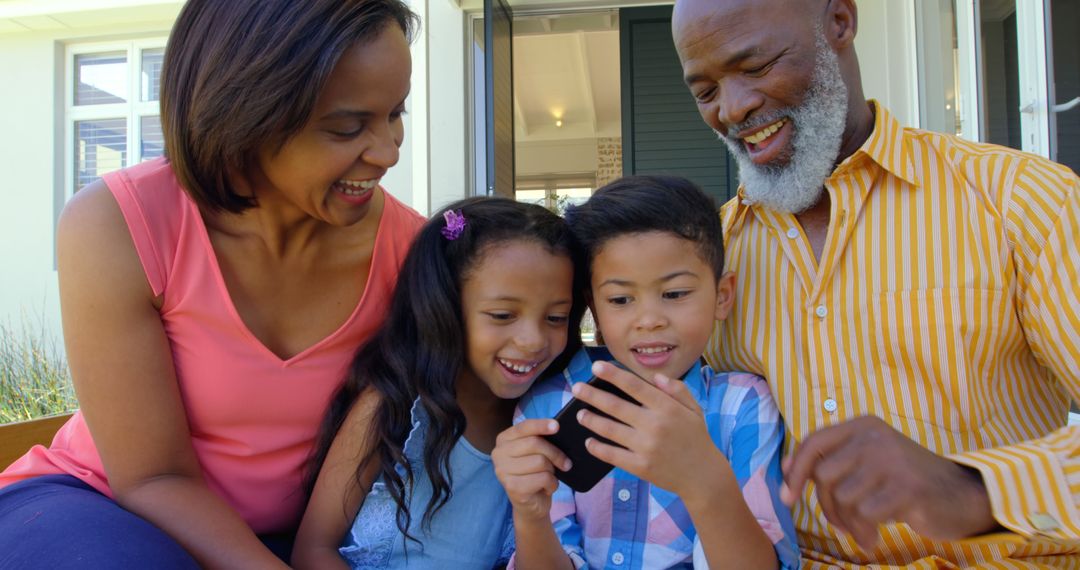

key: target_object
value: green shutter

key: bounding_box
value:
[619,6,738,204]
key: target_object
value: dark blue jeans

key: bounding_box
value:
[0,475,293,568]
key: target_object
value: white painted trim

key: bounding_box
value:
[1016,0,1051,157]
[954,0,981,141]
[0,0,179,18]
[410,0,430,215]
[64,36,167,201]
[904,0,921,129]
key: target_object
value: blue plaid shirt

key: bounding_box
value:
[512,347,799,569]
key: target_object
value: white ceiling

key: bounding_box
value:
[0,0,180,33]
[512,12,621,142]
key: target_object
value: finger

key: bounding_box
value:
[496,431,572,472]
[844,490,899,552]
[591,361,665,408]
[830,459,886,528]
[496,419,559,445]
[811,441,863,523]
[651,373,701,413]
[583,436,639,474]
[577,408,636,449]
[497,452,562,478]
[504,472,561,499]
[782,422,861,507]
[572,377,646,427]
[854,488,905,531]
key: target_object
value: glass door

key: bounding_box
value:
[918,0,1077,173]
[1001,0,1077,170]
[1046,0,1079,173]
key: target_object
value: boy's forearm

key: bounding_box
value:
[511,511,576,570]
[682,455,779,570]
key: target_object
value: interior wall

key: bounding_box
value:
[516,139,597,177]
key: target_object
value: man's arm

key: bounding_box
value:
[783,159,1080,549]
[949,158,1080,542]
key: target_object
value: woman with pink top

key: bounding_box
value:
[0,1,424,567]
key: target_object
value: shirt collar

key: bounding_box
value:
[842,100,920,187]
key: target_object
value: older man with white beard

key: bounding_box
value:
[673,0,1080,567]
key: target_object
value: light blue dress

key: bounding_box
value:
[339,399,515,569]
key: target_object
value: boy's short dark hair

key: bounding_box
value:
[565,174,724,280]
[160,0,419,213]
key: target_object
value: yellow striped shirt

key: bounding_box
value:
[707,102,1080,568]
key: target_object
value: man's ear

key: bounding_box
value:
[825,0,858,51]
[714,271,737,322]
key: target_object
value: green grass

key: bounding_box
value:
[0,319,76,424]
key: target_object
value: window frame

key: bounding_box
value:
[64,37,166,201]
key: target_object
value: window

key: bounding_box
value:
[66,39,166,197]
[514,175,595,214]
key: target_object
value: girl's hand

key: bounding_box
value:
[572,361,728,502]
[492,419,570,522]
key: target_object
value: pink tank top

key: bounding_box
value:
[0,158,424,533]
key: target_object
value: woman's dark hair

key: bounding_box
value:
[160,0,419,213]
[307,197,587,541]
[565,175,725,280]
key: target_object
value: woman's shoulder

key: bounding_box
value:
[380,190,427,232]
[58,179,144,275]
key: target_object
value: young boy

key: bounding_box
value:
[492,175,799,569]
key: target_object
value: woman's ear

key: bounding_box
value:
[713,271,737,322]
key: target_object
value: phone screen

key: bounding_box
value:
[543,375,639,493]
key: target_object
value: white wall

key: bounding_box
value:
[0,18,175,343]
[855,0,919,128]
[381,0,471,215]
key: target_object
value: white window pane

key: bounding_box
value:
[75,52,127,105]
[76,118,127,190]
[140,115,164,161]
[141,48,164,102]
[515,189,546,206]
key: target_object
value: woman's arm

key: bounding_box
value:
[57,181,287,569]
[293,390,381,570]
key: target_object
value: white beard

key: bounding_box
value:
[718,34,848,214]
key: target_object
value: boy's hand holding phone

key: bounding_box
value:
[491,419,571,522]
[570,361,733,503]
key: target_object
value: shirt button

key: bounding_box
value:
[815,305,828,318]
[611,552,625,565]
[617,489,631,502]
[823,398,838,413]
[786,227,799,239]
[1030,512,1061,532]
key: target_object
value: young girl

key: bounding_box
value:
[293,197,587,569]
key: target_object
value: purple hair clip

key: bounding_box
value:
[441,209,467,240]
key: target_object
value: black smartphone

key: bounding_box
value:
[543,374,640,493]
